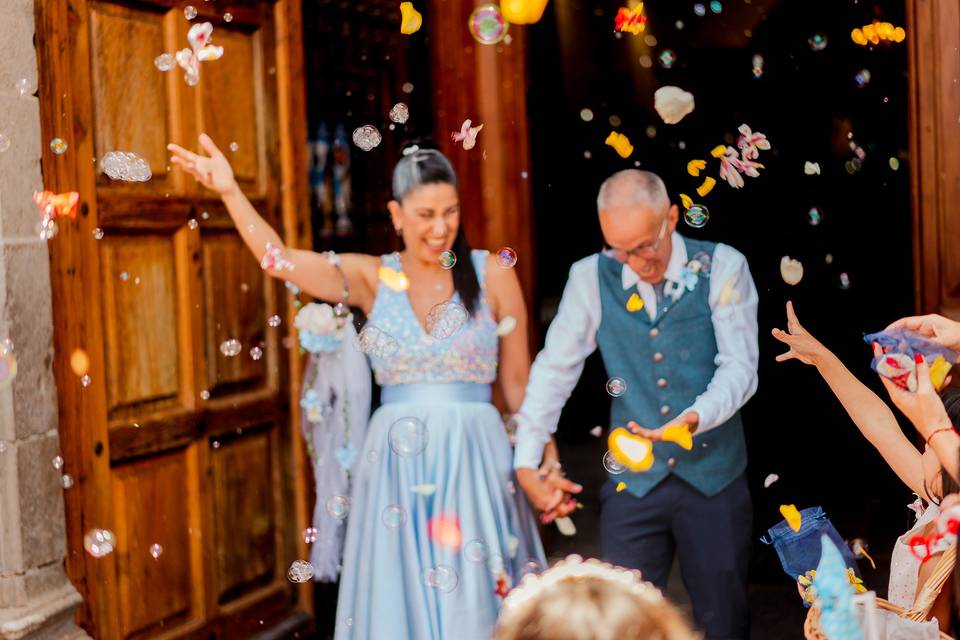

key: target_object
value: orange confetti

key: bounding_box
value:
[608,427,654,472]
[661,424,693,450]
[614,3,646,34]
[710,144,727,159]
[605,131,634,159]
[427,514,462,550]
[70,349,90,377]
[780,504,802,532]
[696,176,716,197]
[626,292,644,313]
[33,191,79,219]
[687,159,706,177]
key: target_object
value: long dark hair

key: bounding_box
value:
[927,388,960,505]
[392,141,481,316]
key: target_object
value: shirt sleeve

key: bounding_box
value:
[513,256,601,469]
[680,244,759,434]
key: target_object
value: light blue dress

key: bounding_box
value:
[334,250,545,640]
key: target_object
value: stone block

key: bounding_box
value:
[16,434,65,570]
[0,0,37,99]
[0,439,23,576]
[0,93,44,241]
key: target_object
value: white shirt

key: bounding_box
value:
[513,232,760,469]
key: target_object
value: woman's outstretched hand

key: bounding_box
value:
[771,301,828,366]
[168,134,237,196]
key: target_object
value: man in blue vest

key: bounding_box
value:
[515,169,759,639]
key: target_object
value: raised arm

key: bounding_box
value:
[169,134,379,312]
[773,301,928,498]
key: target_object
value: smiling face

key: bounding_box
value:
[599,202,679,284]
[388,182,460,266]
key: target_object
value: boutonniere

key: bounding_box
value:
[677,252,712,293]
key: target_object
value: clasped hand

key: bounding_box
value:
[516,444,582,524]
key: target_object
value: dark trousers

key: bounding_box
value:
[600,474,753,640]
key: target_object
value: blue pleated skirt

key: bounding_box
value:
[334,384,545,640]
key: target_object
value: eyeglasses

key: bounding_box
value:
[604,217,669,262]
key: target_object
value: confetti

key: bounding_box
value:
[850,539,876,570]
[589,426,603,438]
[468,4,508,45]
[616,482,627,492]
[614,2,647,34]
[452,119,483,150]
[719,277,741,306]
[411,484,437,496]
[496,316,518,336]
[607,427,655,473]
[763,473,779,488]
[780,504,802,532]
[501,0,550,25]
[399,2,423,34]
[679,193,693,209]
[154,53,176,71]
[554,517,577,536]
[175,22,224,86]
[852,21,905,46]
[654,86,695,124]
[604,131,633,158]
[780,256,803,286]
[661,424,693,450]
[428,515,463,550]
[804,161,821,175]
[695,177,716,197]
[377,266,410,292]
[70,349,90,377]
[34,191,79,219]
[625,292,644,312]
[687,159,706,177]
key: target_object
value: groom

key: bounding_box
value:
[515,170,759,639]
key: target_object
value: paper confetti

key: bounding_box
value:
[605,131,634,158]
[501,0,550,24]
[696,176,716,197]
[780,256,803,286]
[452,119,483,150]
[614,2,647,34]
[687,159,706,177]
[780,504,802,532]
[607,427,654,472]
[496,316,518,337]
[654,86,695,125]
[33,191,79,219]
[764,473,779,488]
[555,516,577,536]
[378,266,410,292]
[616,482,627,492]
[626,292,644,312]
[411,484,437,496]
[399,2,423,34]
[804,161,821,175]
[589,426,603,437]
[661,424,693,450]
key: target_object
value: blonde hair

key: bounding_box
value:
[495,556,700,640]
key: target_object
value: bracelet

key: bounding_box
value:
[323,251,351,319]
[926,426,955,446]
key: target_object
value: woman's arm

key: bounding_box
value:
[773,301,928,499]
[169,134,379,311]
[485,254,530,414]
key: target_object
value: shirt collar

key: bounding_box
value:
[620,231,688,290]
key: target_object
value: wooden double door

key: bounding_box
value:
[36,0,312,638]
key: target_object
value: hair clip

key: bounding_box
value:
[402,144,420,156]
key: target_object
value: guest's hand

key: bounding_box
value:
[886,314,960,353]
[627,411,699,440]
[168,134,238,197]
[516,466,582,524]
[771,301,828,366]
[877,349,952,440]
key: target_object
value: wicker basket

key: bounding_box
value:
[804,544,956,640]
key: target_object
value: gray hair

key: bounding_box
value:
[392,148,458,202]
[596,169,670,213]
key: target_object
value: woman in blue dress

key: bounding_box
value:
[169,136,575,639]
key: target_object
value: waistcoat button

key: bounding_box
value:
[667,457,677,468]
[656,378,667,388]
[649,328,660,338]
[660,405,670,416]
[653,352,664,363]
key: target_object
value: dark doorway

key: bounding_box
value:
[526,0,912,635]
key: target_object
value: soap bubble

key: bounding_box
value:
[889,157,900,171]
[464,539,489,562]
[522,559,543,576]
[693,3,706,16]
[389,103,410,124]
[223,12,233,22]
[325,495,350,520]
[425,301,468,340]
[267,314,282,327]
[352,125,382,151]
[658,50,676,69]
[188,218,198,230]
[358,325,400,358]
[249,345,263,361]
[402,82,414,94]
[382,504,407,528]
[606,377,626,397]
[219,339,242,357]
[580,108,594,122]
[0,134,10,153]
[752,54,764,79]
[81,374,91,388]
[50,138,68,155]
[92,228,104,240]
[302,527,318,543]
[154,53,175,71]
[229,141,239,152]
[468,3,508,45]
[855,69,871,88]
[808,32,828,51]
[683,204,709,228]
[439,250,457,269]
[149,543,163,559]
[807,207,823,226]
[422,564,459,592]
[603,451,627,475]
[286,560,315,583]
[496,247,518,268]
[60,474,74,489]
[53,455,64,470]
[200,389,210,400]
[709,0,722,13]
[83,529,116,558]
[389,417,429,457]
[101,151,152,182]
[839,272,851,290]
[184,5,197,19]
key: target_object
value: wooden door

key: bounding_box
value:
[35,1,312,638]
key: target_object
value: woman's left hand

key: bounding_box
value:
[878,350,952,440]
[771,301,828,366]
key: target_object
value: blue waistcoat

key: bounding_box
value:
[596,236,747,498]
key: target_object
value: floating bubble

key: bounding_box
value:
[187,218,198,230]
[101,151,152,182]
[638,55,653,68]
[496,247,518,268]
[352,125,382,151]
[709,1,722,14]
[522,559,543,576]
[326,495,350,520]
[683,204,709,228]
[229,141,239,152]
[425,301,468,339]
[580,108,594,122]
[603,450,627,475]
[50,138,68,155]
[92,228,104,240]
[693,3,706,16]
[422,564,458,592]
[249,346,263,361]
[808,32,828,51]
[223,12,233,22]
[608,115,622,127]
[267,314,282,328]
[658,50,676,69]
[855,69,871,88]
[53,455,64,470]
[184,5,197,20]
[150,543,163,559]
[15,78,32,97]
[219,339,242,357]
[303,527,318,543]
[439,250,457,269]
[83,529,116,558]
[752,54,764,79]
[389,103,410,124]
[402,82,414,94]
[606,377,626,397]
[154,53,176,71]
[358,325,400,358]
[287,559,315,583]
[389,416,429,457]
[200,389,210,400]
[366,450,379,463]
[807,207,823,226]
[382,504,407,529]
[839,272,851,290]
[468,3,508,45]
[60,474,74,489]
[889,157,900,171]
[464,539,489,562]
[0,134,10,153]
[81,374,91,388]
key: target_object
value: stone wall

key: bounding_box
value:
[0,0,87,638]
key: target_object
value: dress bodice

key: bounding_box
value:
[367,250,499,386]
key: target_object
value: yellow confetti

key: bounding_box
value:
[679,193,693,210]
[696,176,716,198]
[399,2,423,34]
[626,292,644,313]
[616,482,627,492]
[719,277,741,306]
[858,548,877,570]
[378,266,410,292]
[501,0,550,25]
[780,504,802,532]
[930,355,952,390]
[687,159,706,177]
[710,144,727,158]
[661,424,693,450]
[605,131,634,159]
[608,427,655,472]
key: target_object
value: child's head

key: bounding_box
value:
[494,555,699,640]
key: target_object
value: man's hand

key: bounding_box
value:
[627,411,699,440]
[516,467,582,524]
[886,313,960,353]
